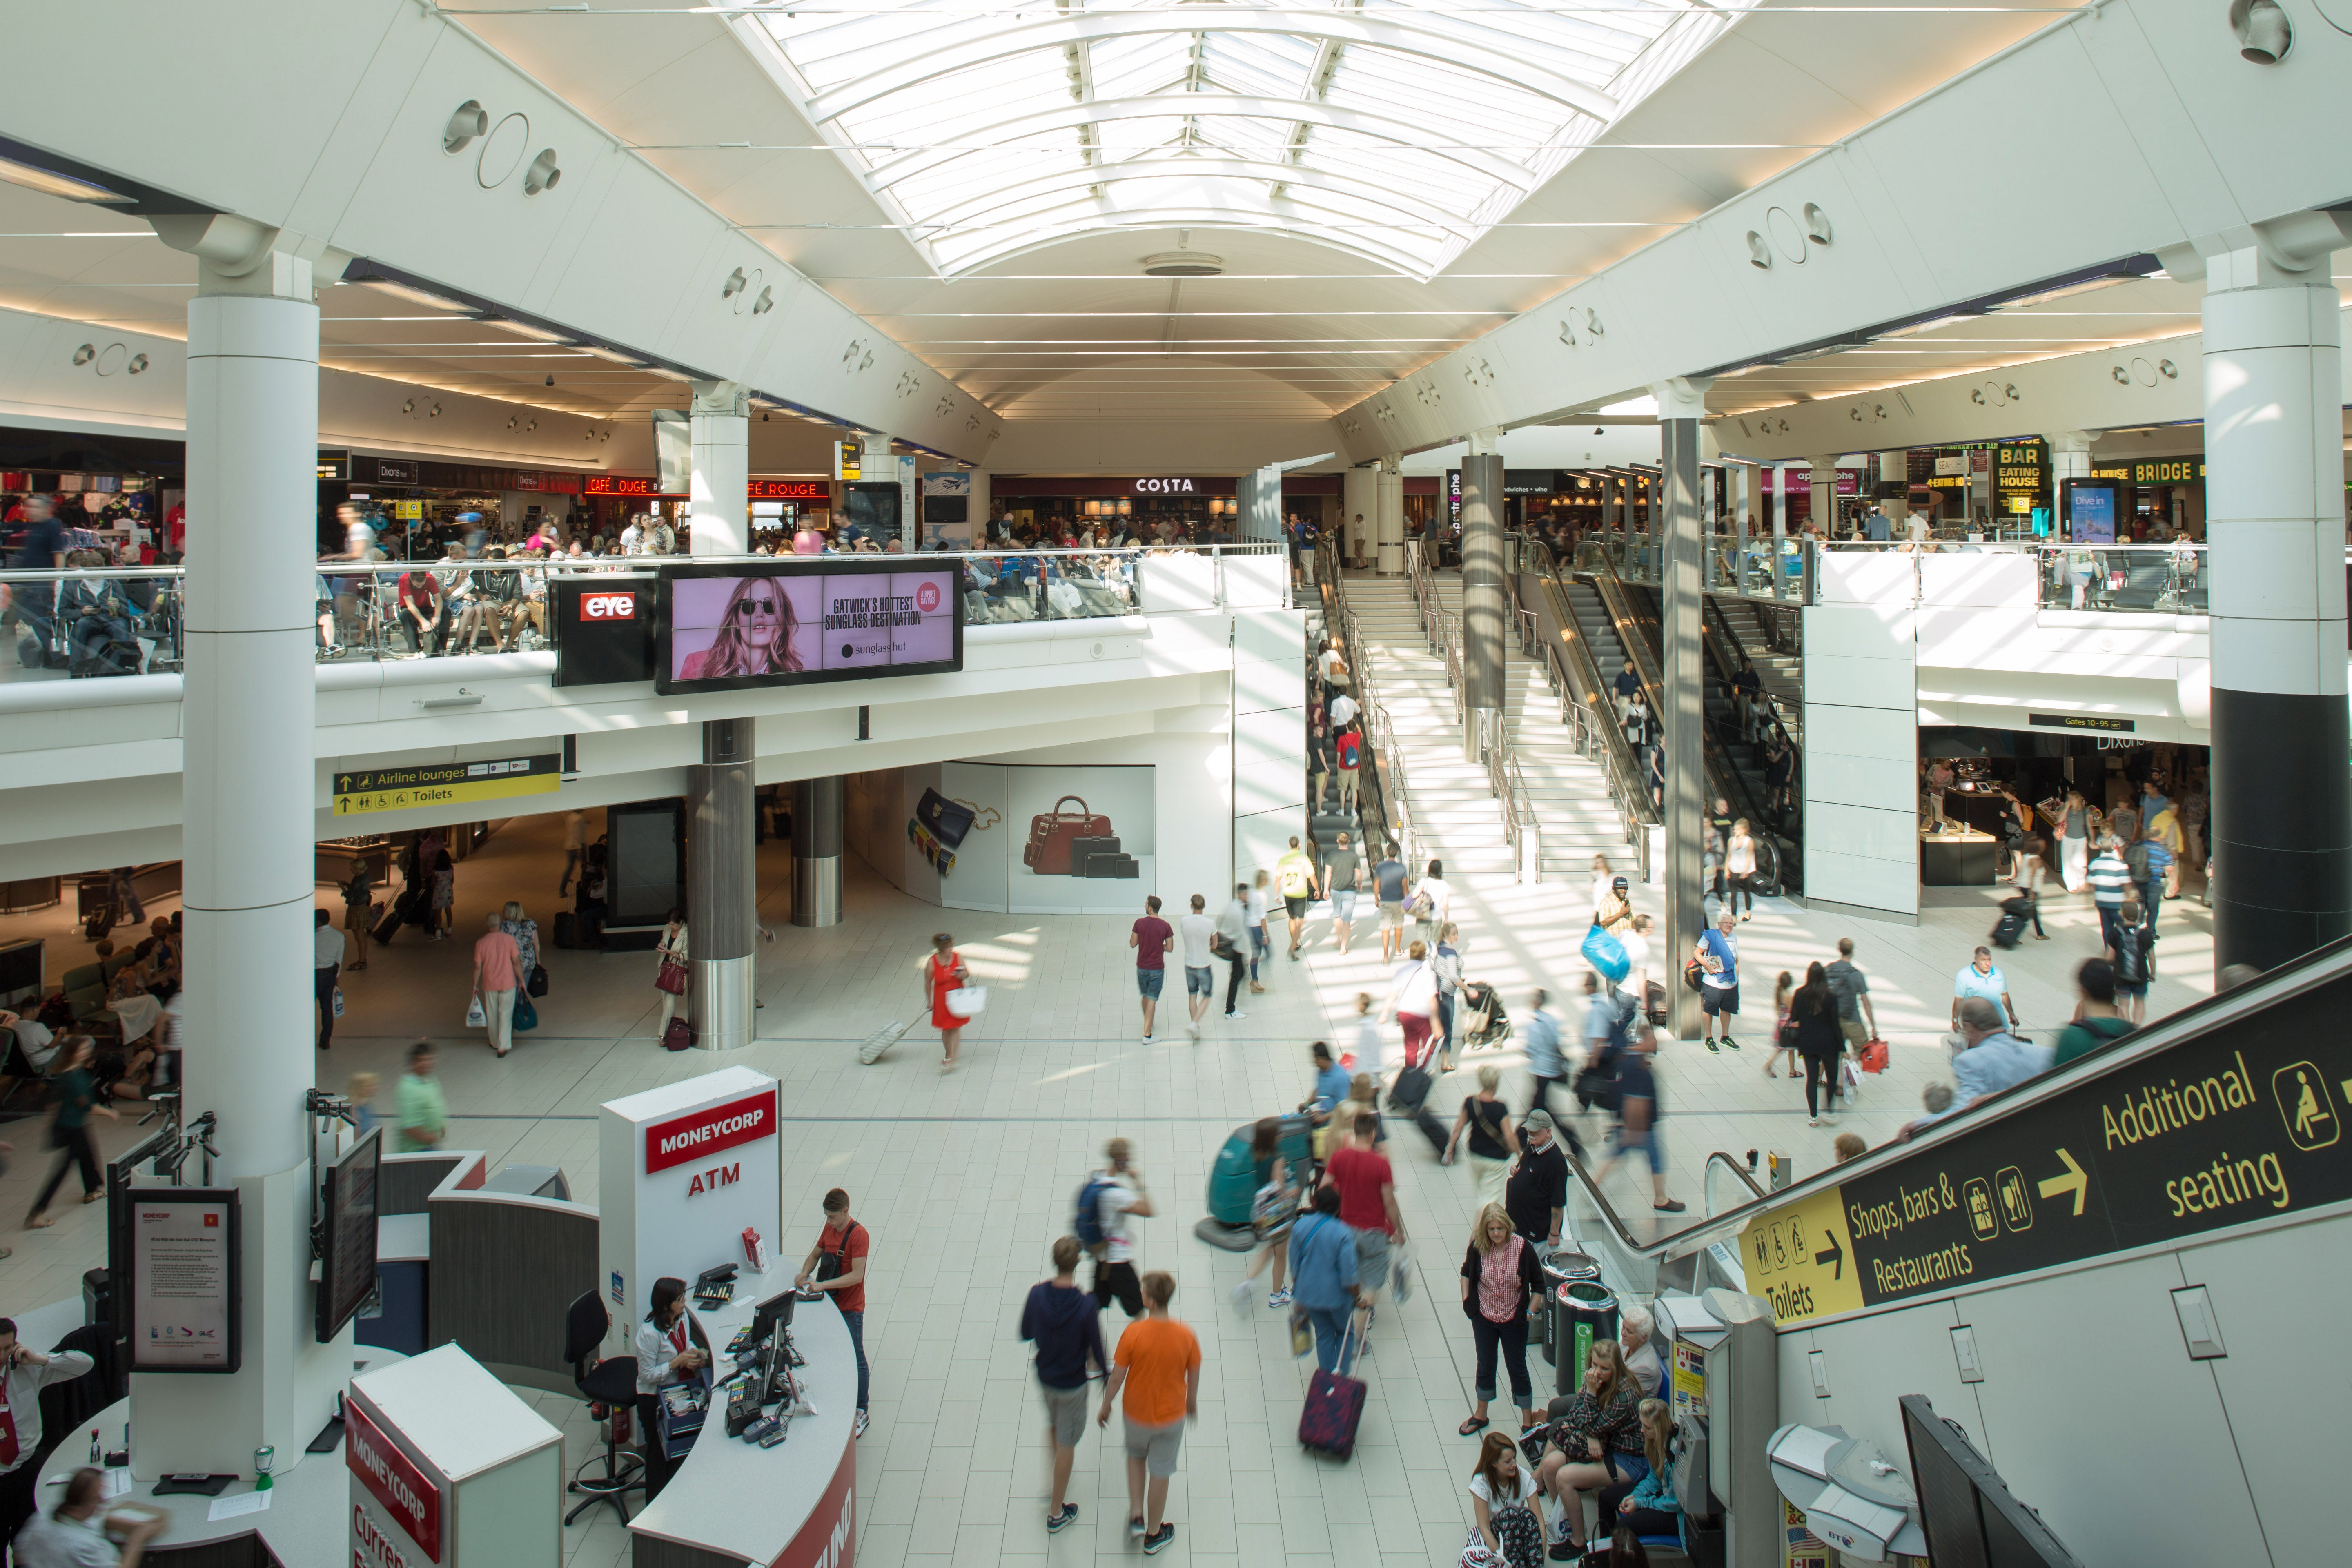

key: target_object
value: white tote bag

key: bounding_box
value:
[945,986,988,1019]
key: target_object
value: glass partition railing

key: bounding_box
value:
[0,543,1281,685]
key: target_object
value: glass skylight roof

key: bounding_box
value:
[743,0,1744,276]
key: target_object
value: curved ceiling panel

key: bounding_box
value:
[739,0,1744,278]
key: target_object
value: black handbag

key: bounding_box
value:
[528,964,549,998]
[915,788,978,849]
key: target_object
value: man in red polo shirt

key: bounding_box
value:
[1321,1109,1405,1337]
[794,1189,872,1437]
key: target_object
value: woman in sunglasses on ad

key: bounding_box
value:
[678,577,805,680]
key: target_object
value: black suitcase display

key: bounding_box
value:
[1082,852,1140,879]
[1069,835,1120,867]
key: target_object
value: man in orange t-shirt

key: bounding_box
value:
[1097,1271,1198,1555]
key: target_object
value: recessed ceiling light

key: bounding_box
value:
[1142,252,1224,277]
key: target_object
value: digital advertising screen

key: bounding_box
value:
[2063,479,2120,544]
[655,559,962,695]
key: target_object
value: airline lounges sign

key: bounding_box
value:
[1741,979,2349,1326]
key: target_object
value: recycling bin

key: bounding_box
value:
[1535,1249,1599,1365]
[1554,1280,1619,1396]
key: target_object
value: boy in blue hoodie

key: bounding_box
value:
[1020,1235,1109,1532]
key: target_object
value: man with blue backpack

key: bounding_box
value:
[1077,1138,1155,1319]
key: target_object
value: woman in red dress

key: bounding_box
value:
[922,931,971,1073]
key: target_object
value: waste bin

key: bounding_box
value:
[1535,1250,1599,1366]
[1554,1280,1619,1396]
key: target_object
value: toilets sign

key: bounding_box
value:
[333,755,560,816]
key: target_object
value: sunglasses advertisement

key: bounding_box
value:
[654,560,963,694]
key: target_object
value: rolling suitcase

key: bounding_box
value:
[1990,908,2027,950]
[372,889,413,947]
[1298,1325,1367,1459]
[552,910,579,950]
[1388,1065,1432,1114]
[1414,1106,1449,1154]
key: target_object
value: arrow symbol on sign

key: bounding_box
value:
[2037,1148,2088,1216]
[1814,1233,1844,1280]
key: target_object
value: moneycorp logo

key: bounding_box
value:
[580,591,636,621]
[645,1088,778,1174]
[346,1402,442,1561]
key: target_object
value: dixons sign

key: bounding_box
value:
[347,1400,443,1563]
[645,1089,778,1174]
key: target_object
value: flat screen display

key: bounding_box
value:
[316,1129,381,1343]
[655,561,962,695]
[128,1188,241,1373]
[2066,482,2118,544]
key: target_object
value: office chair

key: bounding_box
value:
[563,1290,645,1526]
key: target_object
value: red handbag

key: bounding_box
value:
[1022,795,1114,875]
[655,959,687,996]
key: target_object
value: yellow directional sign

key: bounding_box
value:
[1740,1184,1864,1327]
[332,755,559,817]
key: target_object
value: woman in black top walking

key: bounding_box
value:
[1788,962,1845,1126]
[27,1038,116,1228]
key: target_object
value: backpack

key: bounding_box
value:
[1336,732,1361,769]
[2123,842,2150,882]
[1074,1172,1118,1253]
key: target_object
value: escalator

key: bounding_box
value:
[1582,565,1796,894]
[1558,933,2352,1566]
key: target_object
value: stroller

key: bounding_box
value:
[1454,980,1512,1050]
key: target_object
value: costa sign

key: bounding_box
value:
[645,1088,778,1174]
[1133,478,1198,493]
[347,1400,443,1563]
[579,590,637,621]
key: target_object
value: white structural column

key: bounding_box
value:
[686,385,757,1047]
[2047,429,2093,519]
[1459,428,1506,764]
[1771,463,1789,597]
[1808,457,1839,535]
[1654,376,1712,1038]
[1342,465,1376,569]
[689,379,751,556]
[138,218,345,1476]
[1374,453,1404,575]
[858,430,913,547]
[2201,227,2352,971]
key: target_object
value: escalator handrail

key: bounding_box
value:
[1564,1147,1771,1258]
[1697,595,1800,847]
[1315,539,1417,866]
[1582,558,1766,841]
[1560,929,2352,1272]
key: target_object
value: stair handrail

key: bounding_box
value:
[1517,537,1659,883]
[1412,535,1543,880]
[1316,539,1420,868]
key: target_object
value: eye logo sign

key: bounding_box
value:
[581,592,637,621]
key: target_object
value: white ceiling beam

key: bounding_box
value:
[918,156,1472,234]
[797,13,1619,127]
[866,95,1537,195]
[938,210,1435,279]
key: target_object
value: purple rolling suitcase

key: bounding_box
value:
[1298,1325,1367,1459]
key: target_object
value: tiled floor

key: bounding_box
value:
[0,809,2216,1568]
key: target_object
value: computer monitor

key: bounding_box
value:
[750,1289,795,1345]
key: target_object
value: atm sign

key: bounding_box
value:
[581,592,637,622]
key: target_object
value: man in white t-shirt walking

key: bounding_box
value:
[1089,1138,1155,1319]
[1176,895,1217,1041]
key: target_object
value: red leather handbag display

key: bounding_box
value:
[1022,795,1113,875]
